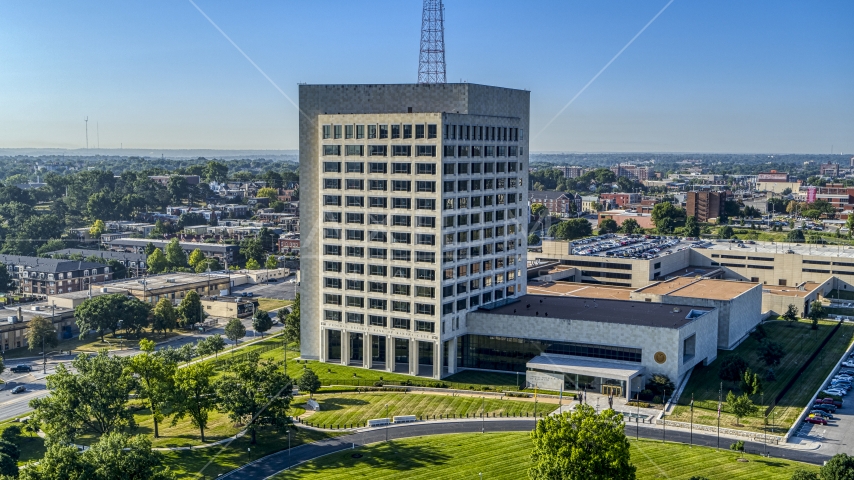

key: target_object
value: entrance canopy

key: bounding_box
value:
[526,354,645,400]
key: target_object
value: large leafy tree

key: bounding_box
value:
[252,308,273,336]
[549,218,592,240]
[758,339,785,367]
[284,294,300,345]
[75,293,136,341]
[170,363,217,442]
[146,248,168,274]
[196,334,226,359]
[120,296,151,338]
[820,453,854,480]
[529,404,635,480]
[598,218,618,234]
[151,298,178,335]
[807,300,824,330]
[125,340,176,439]
[0,263,14,294]
[240,237,265,265]
[176,290,204,328]
[224,318,246,351]
[216,352,293,444]
[297,369,321,399]
[782,304,799,325]
[684,215,700,237]
[26,316,58,353]
[165,238,188,269]
[618,218,642,234]
[651,202,685,234]
[187,248,206,270]
[30,351,137,442]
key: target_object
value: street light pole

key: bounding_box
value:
[385,404,389,442]
[481,396,485,434]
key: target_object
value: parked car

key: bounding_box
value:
[814,403,837,413]
[810,410,834,420]
[824,389,848,397]
[10,365,32,373]
[821,397,844,408]
[842,361,854,368]
[10,386,26,394]
[805,416,828,425]
[267,278,278,283]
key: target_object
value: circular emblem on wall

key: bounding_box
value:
[654,352,667,364]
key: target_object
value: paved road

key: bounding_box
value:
[0,318,284,423]
[220,420,833,480]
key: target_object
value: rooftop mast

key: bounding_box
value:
[418,0,446,84]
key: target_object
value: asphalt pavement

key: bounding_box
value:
[219,419,834,480]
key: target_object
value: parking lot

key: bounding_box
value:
[231,274,299,301]
[793,351,854,456]
[569,234,687,260]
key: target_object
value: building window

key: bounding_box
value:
[345,145,364,156]
[322,125,331,139]
[392,317,410,329]
[391,124,401,139]
[346,162,364,173]
[369,145,388,157]
[369,315,387,327]
[392,301,410,313]
[415,304,435,316]
[415,321,435,333]
[393,284,410,296]
[427,124,437,139]
[323,145,341,156]
[392,145,412,157]
[416,145,436,157]
[333,125,342,139]
[345,124,354,139]
[403,124,412,139]
[393,163,411,174]
[416,164,436,175]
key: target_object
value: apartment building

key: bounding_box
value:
[0,255,111,297]
[686,191,728,222]
[300,83,529,378]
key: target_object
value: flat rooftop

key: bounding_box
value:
[636,278,757,301]
[700,240,854,259]
[528,354,644,379]
[526,282,634,301]
[761,282,823,298]
[480,294,707,329]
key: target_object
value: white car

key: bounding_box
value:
[824,389,847,396]
[843,361,854,368]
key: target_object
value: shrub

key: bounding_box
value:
[373,381,384,387]
[652,396,662,404]
[719,356,748,382]
[646,374,675,396]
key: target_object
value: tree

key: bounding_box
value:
[146,248,168,274]
[808,301,824,330]
[144,242,158,256]
[284,294,300,345]
[119,296,151,338]
[846,215,854,238]
[729,440,745,458]
[176,290,204,328]
[719,225,734,239]
[820,453,854,480]
[165,238,187,269]
[171,363,217,443]
[297,369,321,399]
[126,339,176,438]
[531,203,548,217]
[783,304,799,325]
[651,202,685,234]
[224,318,246,352]
[740,368,762,395]
[726,391,757,426]
[619,218,642,234]
[26,315,58,353]
[719,356,748,382]
[787,229,805,243]
[204,160,229,183]
[252,309,273,336]
[196,334,226,359]
[240,237,265,265]
[187,248,206,270]
[549,218,592,240]
[0,452,16,478]
[89,219,107,237]
[75,293,139,341]
[151,298,178,335]
[527,233,541,245]
[257,187,278,200]
[0,263,13,294]
[758,339,785,367]
[265,255,278,270]
[216,352,293,444]
[645,374,675,397]
[30,351,136,442]
[177,212,206,229]
[0,440,19,462]
[245,258,261,270]
[598,218,618,234]
[529,404,635,480]
[789,470,819,480]
[684,215,700,237]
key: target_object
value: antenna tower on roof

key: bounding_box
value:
[418,0,446,84]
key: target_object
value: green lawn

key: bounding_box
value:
[0,420,46,466]
[670,319,854,433]
[256,297,292,312]
[160,425,338,479]
[295,392,557,428]
[272,432,818,480]
[0,329,183,359]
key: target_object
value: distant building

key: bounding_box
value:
[0,255,111,298]
[51,249,148,276]
[149,175,201,186]
[686,191,729,222]
[599,193,641,209]
[107,238,239,265]
[529,191,577,216]
[756,171,800,194]
[555,166,584,178]
[820,163,840,178]
[597,210,655,229]
[611,164,652,182]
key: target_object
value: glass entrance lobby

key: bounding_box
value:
[526,354,644,400]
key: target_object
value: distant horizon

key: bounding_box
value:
[0,148,851,158]
[1,1,851,153]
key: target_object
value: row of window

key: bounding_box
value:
[442,286,518,314]
[442,244,521,264]
[324,261,435,278]
[442,145,520,158]
[323,144,437,157]
[322,310,436,332]
[323,294,436,315]
[324,209,520,227]
[323,245,436,263]
[443,162,520,175]
[322,124,438,140]
[322,197,437,210]
[323,162,436,175]
[324,278,437,296]
[324,230,436,244]
[443,124,520,142]
[324,179,437,192]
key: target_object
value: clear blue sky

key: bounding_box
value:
[1,1,852,153]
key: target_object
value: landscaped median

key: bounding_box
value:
[292,392,559,429]
[668,319,854,434]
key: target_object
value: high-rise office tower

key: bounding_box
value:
[299,83,529,378]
